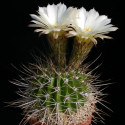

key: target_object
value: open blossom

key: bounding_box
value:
[29,3,76,66]
[29,3,74,35]
[29,3,118,68]
[68,7,118,44]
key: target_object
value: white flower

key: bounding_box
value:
[68,7,118,44]
[29,3,74,35]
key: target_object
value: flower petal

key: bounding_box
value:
[76,7,87,29]
[57,3,67,23]
[47,4,57,25]
[85,8,99,29]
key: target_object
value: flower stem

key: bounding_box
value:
[68,37,94,69]
[47,31,67,67]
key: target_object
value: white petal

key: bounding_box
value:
[30,14,49,28]
[85,8,99,29]
[31,20,47,27]
[69,31,77,35]
[38,7,50,25]
[94,24,114,33]
[30,14,42,23]
[92,38,98,45]
[47,4,57,25]
[93,18,111,31]
[95,34,112,39]
[59,7,75,26]
[57,3,67,23]
[94,15,108,24]
[76,7,87,29]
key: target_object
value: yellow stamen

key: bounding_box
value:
[85,28,91,32]
[54,24,57,28]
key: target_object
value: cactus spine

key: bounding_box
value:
[12,64,98,125]
[12,17,100,125]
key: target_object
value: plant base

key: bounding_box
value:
[29,116,92,125]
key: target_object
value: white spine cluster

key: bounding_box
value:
[10,63,110,125]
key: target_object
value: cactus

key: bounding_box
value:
[10,3,117,125]
[11,63,99,125]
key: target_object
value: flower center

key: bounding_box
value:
[54,24,57,28]
[85,28,91,32]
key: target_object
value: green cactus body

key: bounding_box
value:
[31,71,89,113]
[13,64,97,125]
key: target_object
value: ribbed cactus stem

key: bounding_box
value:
[32,70,89,113]
[47,31,67,67]
[12,64,97,125]
[68,37,94,69]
